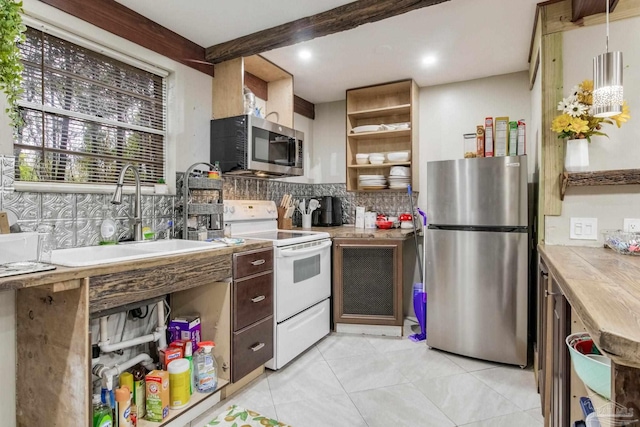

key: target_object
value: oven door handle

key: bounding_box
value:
[279,240,332,257]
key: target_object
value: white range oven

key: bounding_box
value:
[224,200,331,369]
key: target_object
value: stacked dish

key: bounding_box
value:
[355,153,370,165]
[369,153,385,165]
[388,166,411,189]
[359,174,387,190]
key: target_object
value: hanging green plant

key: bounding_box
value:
[0,0,26,129]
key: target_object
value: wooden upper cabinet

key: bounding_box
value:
[212,55,294,128]
[345,79,420,192]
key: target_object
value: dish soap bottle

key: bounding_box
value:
[194,341,218,393]
[100,205,117,245]
[208,161,221,180]
[92,393,113,427]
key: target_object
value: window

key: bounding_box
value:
[14,27,166,185]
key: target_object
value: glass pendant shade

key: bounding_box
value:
[592,51,623,118]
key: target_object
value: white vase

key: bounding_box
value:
[564,139,589,172]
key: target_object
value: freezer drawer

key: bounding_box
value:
[426,228,528,366]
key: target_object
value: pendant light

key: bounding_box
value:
[591,0,623,118]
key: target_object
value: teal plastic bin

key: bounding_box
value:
[566,332,611,399]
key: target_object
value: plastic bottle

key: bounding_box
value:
[168,358,191,409]
[100,205,117,245]
[131,365,147,419]
[115,386,131,427]
[184,343,195,395]
[208,162,221,180]
[93,394,113,427]
[194,341,218,393]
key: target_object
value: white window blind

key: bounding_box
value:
[14,27,167,185]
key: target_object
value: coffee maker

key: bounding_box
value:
[313,196,343,226]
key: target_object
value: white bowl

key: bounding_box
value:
[369,153,383,158]
[355,157,369,165]
[387,151,411,162]
[356,153,370,159]
[390,166,411,177]
[369,158,385,165]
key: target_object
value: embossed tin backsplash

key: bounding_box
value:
[0,161,416,249]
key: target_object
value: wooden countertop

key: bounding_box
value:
[0,240,272,293]
[300,225,415,240]
[539,245,640,368]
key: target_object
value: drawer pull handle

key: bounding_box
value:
[251,342,265,352]
[250,259,266,266]
[251,295,266,303]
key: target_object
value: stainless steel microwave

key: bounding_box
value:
[211,115,304,177]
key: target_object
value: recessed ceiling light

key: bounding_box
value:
[422,55,437,66]
[299,50,312,60]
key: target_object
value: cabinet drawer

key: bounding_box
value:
[234,272,273,331]
[232,315,274,382]
[234,248,273,279]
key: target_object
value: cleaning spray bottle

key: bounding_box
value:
[194,341,218,393]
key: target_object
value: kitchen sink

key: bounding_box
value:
[50,239,227,267]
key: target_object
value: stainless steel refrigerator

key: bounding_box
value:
[426,155,529,366]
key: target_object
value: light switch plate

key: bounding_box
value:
[570,217,598,240]
[623,218,640,232]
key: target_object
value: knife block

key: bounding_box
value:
[277,207,292,230]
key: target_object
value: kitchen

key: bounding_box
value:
[0,0,639,426]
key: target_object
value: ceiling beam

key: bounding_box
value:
[38,0,214,76]
[205,0,449,64]
[571,0,620,22]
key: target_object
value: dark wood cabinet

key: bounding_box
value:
[333,238,404,327]
[538,257,571,427]
[231,247,274,383]
[550,277,571,427]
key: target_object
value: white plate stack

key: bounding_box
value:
[388,166,411,189]
[359,174,387,190]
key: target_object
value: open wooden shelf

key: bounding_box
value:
[347,104,411,120]
[138,378,229,427]
[356,187,410,192]
[560,168,640,200]
[347,161,411,169]
[348,128,411,140]
[346,80,419,192]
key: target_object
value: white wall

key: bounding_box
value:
[310,101,346,184]
[545,16,640,246]
[417,71,531,208]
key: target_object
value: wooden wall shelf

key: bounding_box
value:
[560,168,640,200]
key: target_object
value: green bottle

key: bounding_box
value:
[92,394,113,427]
[184,344,194,395]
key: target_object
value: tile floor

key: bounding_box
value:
[199,322,543,427]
